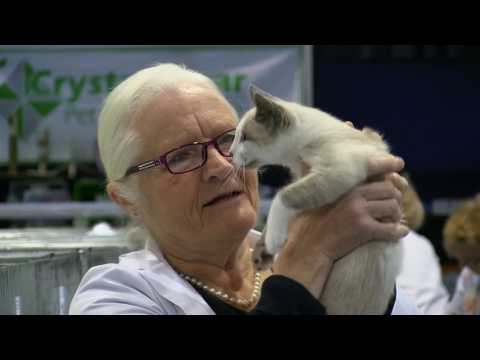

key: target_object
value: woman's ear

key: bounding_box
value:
[107,182,143,222]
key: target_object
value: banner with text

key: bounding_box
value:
[0,46,310,164]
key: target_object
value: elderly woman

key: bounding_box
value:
[69,63,418,315]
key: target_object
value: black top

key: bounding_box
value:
[193,274,397,315]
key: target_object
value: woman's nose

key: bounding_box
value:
[202,145,233,182]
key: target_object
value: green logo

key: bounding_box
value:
[0,59,250,138]
[0,60,128,137]
[0,59,61,138]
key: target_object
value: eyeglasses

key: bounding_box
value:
[124,128,236,177]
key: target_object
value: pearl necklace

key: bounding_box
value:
[179,271,262,307]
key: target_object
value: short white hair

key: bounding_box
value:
[98,63,231,186]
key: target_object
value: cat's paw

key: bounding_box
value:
[265,230,288,255]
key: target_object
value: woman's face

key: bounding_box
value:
[131,85,259,259]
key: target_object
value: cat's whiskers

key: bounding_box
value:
[242,162,247,193]
[218,162,247,196]
[219,167,236,193]
[234,163,247,194]
[224,160,247,195]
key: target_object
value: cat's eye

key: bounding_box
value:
[241,134,248,142]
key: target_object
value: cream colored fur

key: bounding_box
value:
[231,86,402,314]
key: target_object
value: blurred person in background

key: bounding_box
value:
[443,194,480,315]
[396,176,480,314]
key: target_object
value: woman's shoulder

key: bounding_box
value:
[81,248,153,282]
[68,249,177,315]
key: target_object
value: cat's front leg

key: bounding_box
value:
[281,168,364,210]
[281,173,332,210]
[264,194,299,255]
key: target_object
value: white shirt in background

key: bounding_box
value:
[396,230,480,315]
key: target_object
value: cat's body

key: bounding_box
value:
[230,86,402,315]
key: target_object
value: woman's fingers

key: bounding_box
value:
[367,199,403,223]
[385,172,409,194]
[367,155,405,180]
[358,181,403,204]
[370,222,410,242]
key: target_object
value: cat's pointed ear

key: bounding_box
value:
[250,84,275,102]
[249,84,278,111]
[249,84,293,131]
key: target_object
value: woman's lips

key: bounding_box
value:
[204,191,243,207]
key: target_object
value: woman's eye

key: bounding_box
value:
[219,134,235,146]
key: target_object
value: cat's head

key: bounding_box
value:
[230,85,297,168]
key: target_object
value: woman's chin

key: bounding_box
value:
[211,198,257,232]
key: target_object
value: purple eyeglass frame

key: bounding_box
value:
[124,128,236,177]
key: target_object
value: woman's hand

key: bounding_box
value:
[273,155,410,298]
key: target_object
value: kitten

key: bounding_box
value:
[230,85,403,314]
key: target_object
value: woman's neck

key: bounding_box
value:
[162,236,255,292]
